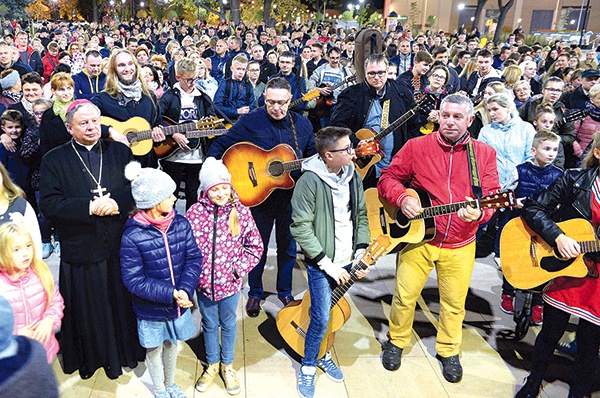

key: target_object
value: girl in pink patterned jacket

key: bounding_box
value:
[186,157,263,395]
[0,222,64,363]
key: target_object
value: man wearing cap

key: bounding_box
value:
[561,69,600,111]
[39,100,145,380]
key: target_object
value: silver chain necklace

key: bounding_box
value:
[70,139,107,197]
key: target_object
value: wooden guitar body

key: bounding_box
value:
[101,116,152,157]
[500,218,594,289]
[222,142,298,207]
[353,127,382,179]
[276,291,351,358]
[364,188,431,254]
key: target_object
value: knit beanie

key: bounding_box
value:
[0,295,16,353]
[200,157,232,194]
[0,70,20,91]
[124,161,176,209]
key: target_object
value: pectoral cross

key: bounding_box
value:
[91,184,107,197]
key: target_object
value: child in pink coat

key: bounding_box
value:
[0,222,63,363]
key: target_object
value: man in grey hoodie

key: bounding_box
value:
[290,126,371,398]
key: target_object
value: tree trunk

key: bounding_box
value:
[472,0,489,31]
[92,0,98,23]
[493,0,515,44]
[230,0,240,25]
[263,0,273,27]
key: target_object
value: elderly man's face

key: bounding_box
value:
[67,104,102,146]
[438,101,474,143]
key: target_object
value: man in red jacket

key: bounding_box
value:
[377,94,500,383]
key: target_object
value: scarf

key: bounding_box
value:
[20,98,33,116]
[585,101,600,122]
[1,90,21,103]
[134,209,175,233]
[53,98,73,122]
[116,79,142,105]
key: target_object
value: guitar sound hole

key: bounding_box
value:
[269,161,284,177]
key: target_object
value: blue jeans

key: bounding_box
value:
[197,291,240,365]
[248,189,296,300]
[302,265,345,367]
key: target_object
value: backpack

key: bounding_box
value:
[354,28,383,83]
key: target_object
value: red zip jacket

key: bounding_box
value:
[378,131,500,249]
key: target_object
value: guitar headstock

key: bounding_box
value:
[360,235,392,266]
[479,190,518,209]
[196,116,225,130]
[347,75,357,85]
[304,90,321,102]
[418,94,437,113]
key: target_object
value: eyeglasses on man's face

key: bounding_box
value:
[366,70,386,78]
[265,98,290,107]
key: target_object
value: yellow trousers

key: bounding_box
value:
[388,241,476,357]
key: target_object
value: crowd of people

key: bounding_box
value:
[0,14,599,398]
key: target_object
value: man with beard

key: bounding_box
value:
[91,49,165,167]
[73,50,106,100]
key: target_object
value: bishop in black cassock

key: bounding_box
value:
[39,101,144,379]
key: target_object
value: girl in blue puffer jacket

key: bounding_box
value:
[120,162,202,398]
[186,157,263,395]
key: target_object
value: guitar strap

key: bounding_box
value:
[288,114,301,154]
[466,140,482,199]
[381,100,390,130]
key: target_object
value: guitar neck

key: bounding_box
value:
[281,158,304,173]
[373,107,419,142]
[415,200,479,220]
[330,260,368,307]
[186,129,227,138]
[134,123,196,141]
[579,240,600,253]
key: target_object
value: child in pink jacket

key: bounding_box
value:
[0,222,63,363]
[186,157,263,395]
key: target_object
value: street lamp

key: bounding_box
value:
[458,3,465,10]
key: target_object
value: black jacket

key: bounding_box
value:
[522,167,596,247]
[331,79,421,155]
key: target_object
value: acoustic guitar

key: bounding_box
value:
[500,217,599,290]
[289,89,321,110]
[276,235,391,358]
[153,118,228,159]
[312,75,357,117]
[101,115,224,157]
[370,188,517,247]
[353,94,436,179]
[221,142,307,207]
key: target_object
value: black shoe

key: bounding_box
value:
[436,354,463,383]
[245,298,261,317]
[79,367,95,380]
[278,294,295,307]
[515,377,541,398]
[381,340,402,371]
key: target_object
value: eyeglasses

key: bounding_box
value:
[366,70,387,78]
[247,68,260,73]
[329,145,354,155]
[34,111,45,116]
[265,99,290,107]
[430,74,446,81]
[544,87,562,93]
[180,77,196,85]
